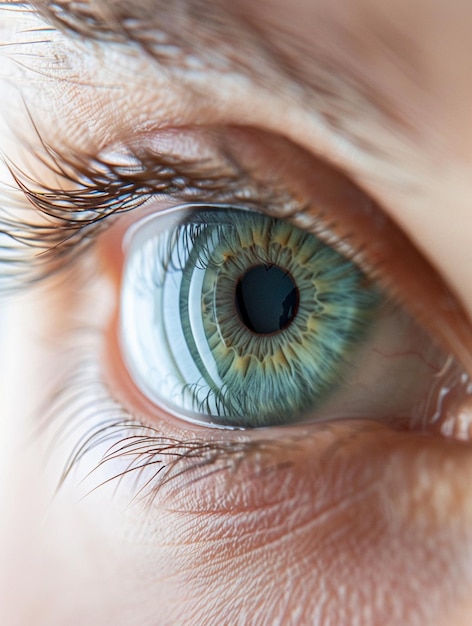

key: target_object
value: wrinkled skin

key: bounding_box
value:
[2,1,472,625]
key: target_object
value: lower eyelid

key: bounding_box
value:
[101,201,472,437]
[53,322,467,525]
[28,256,472,594]
[25,130,472,491]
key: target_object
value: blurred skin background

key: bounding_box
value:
[2,0,472,624]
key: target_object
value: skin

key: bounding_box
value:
[1,1,472,625]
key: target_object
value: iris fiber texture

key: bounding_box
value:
[148,208,381,427]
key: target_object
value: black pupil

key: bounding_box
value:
[235,264,299,334]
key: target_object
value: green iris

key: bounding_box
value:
[176,208,380,427]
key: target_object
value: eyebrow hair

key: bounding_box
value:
[29,0,281,74]
[31,0,227,41]
[28,0,418,147]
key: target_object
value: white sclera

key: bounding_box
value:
[121,205,230,426]
[120,204,450,429]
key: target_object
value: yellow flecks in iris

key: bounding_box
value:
[213,345,299,377]
[306,316,323,332]
[238,228,269,249]
[269,349,292,368]
[272,229,292,248]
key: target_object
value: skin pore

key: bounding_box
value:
[2,1,472,625]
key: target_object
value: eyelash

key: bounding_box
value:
[11,127,315,501]
[43,324,308,506]
[1,125,301,290]
[7,122,470,503]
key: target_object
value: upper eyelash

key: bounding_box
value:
[0,121,340,502]
[0,121,301,292]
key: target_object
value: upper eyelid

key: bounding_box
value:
[4,116,472,382]
[0,9,435,306]
[0,127,303,290]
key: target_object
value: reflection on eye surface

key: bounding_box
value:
[121,204,381,427]
[5,116,472,449]
[118,198,467,434]
[5,3,472,626]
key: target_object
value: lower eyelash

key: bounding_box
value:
[38,325,293,508]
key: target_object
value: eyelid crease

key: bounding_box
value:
[27,0,421,157]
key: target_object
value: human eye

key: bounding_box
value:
[11,118,470,478]
[117,196,457,432]
[7,123,472,626]
[72,130,468,437]
[4,2,472,625]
